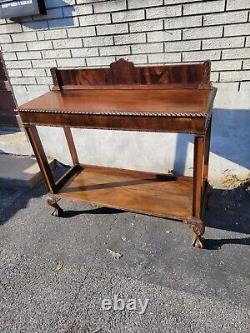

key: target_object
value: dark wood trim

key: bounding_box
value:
[203,118,212,183]
[25,125,56,193]
[55,164,82,192]
[52,83,213,91]
[192,135,205,218]
[63,127,79,165]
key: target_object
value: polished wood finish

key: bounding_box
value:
[193,136,205,218]
[59,165,193,220]
[50,58,210,88]
[18,59,216,248]
[18,88,213,116]
[25,125,56,193]
[63,127,79,165]
[18,88,215,134]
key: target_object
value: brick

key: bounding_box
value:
[5,60,32,69]
[22,69,47,77]
[79,13,111,26]
[210,72,219,82]
[27,41,53,51]
[183,26,223,40]
[67,26,96,38]
[11,77,36,85]
[12,85,27,94]
[220,71,250,82]
[183,0,225,15]
[71,48,99,57]
[222,48,250,59]
[17,51,42,60]
[0,34,11,43]
[147,30,181,42]
[148,53,181,64]
[36,77,53,85]
[165,0,200,3]
[63,4,93,16]
[32,59,57,68]
[224,23,250,37]
[11,32,37,42]
[130,20,163,33]
[202,37,245,50]
[112,10,145,23]
[57,58,86,67]
[125,55,147,64]
[8,69,22,77]
[128,0,163,9]
[164,15,202,29]
[114,33,146,45]
[211,60,242,71]
[76,0,93,3]
[182,50,221,62]
[84,36,114,47]
[42,49,71,59]
[132,43,163,54]
[96,23,128,35]
[240,82,250,90]
[26,85,50,94]
[203,11,248,26]
[247,37,250,47]
[165,40,201,52]
[213,82,239,90]
[37,29,67,40]
[146,5,181,19]
[2,43,27,52]
[86,56,116,67]
[99,45,130,56]
[227,0,250,10]
[94,0,126,13]
[48,17,79,29]
[22,21,49,32]
[53,38,82,49]
[0,24,22,34]
[34,8,63,20]
[2,53,17,61]
[243,60,250,70]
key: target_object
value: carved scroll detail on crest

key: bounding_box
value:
[110,58,138,84]
[203,60,211,84]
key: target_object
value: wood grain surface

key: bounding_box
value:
[59,165,193,220]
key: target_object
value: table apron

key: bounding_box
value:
[19,112,206,135]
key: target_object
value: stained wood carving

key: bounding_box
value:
[51,58,211,89]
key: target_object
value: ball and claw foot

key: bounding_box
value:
[47,195,63,217]
[191,219,205,249]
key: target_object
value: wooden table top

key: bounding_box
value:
[18,87,215,118]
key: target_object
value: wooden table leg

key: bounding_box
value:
[192,135,205,248]
[203,118,212,184]
[25,125,63,216]
[203,119,213,211]
[63,127,79,165]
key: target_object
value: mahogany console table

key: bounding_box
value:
[17,59,216,248]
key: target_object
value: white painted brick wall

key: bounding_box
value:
[0,0,249,94]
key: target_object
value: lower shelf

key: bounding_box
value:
[58,165,193,221]
[58,166,192,220]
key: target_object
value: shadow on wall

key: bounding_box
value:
[174,108,250,175]
[11,0,75,29]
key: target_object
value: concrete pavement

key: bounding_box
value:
[0,165,249,332]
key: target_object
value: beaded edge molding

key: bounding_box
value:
[16,108,207,118]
